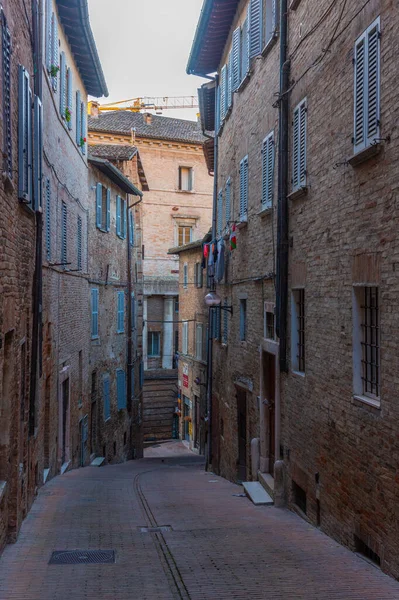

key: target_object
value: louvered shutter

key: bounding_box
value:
[116,195,121,236]
[215,84,221,133]
[77,216,82,270]
[106,188,111,231]
[240,156,248,220]
[366,20,380,145]
[96,183,102,228]
[91,288,99,338]
[225,178,231,226]
[217,190,223,236]
[51,13,58,91]
[2,15,12,178]
[67,68,73,130]
[122,199,127,239]
[129,211,134,246]
[33,95,43,210]
[45,0,52,71]
[241,17,249,80]
[45,178,51,260]
[76,90,81,144]
[299,101,307,186]
[18,66,32,203]
[117,370,126,410]
[227,52,233,111]
[232,27,241,91]
[220,65,227,122]
[292,100,307,190]
[117,291,124,333]
[81,102,86,154]
[354,35,366,152]
[292,105,300,189]
[103,376,110,421]
[262,132,274,208]
[59,51,66,116]
[249,0,262,58]
[182,322,188,354]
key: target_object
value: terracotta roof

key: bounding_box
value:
[88,156,142,196]
[88,111,206,144]
[56,0,108,97]
[89,144,138,161]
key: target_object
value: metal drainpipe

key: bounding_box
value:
[276,0,290,374]
[205,74,219,471]
[127,196,142,456]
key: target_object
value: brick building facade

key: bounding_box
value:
[188,0,399,580]
[88,111,213,441]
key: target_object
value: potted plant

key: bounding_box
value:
[78,137,86,149]
[65,107,72,123]
[49,64,59,77]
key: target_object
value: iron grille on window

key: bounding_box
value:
[266,311,275,340]
[361,287,380,397]
[296,289,305,372]
[2,11,12,178]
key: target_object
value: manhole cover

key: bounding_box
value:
[139,526,172,533]
[49,550,115,565]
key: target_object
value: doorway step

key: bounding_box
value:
[242,481,273,505]
[258,472,275,500]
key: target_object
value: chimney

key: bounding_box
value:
[143,112,153,125]
[90,101,100,118]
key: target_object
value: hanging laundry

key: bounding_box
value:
[216,240,225,282]
[230,224,237,250]
[208,242,214,266]
[203,244,209,258]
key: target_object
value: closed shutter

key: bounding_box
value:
[196,324,203,360]
[213,306,221,341]
[220,64,227,122]
[45,178,51,260]
[241,17,249,80]
[51,13,58,91]
[117,370,126,410]
[117,291,124,333]
[217,190,223,236]
[366,20,380,144]
[91,288,99,338]
[239,156,248,220]
[262,131,274,208]
[76,90,81,145]
[33,95,43,210]
[225,177,231,226]
[249,0,262,58]
[265,0,278,45]
[106,188,111,231]
[116,195,121,237]
[122,199,127,239]
[77,216,82,271]
[292,99,307,190]
[215,84,221,133]
[67,68,73,130]
[59,51,66,116]
[61,201,67,265]
[81,102,86,154]
[103,376,110,421]
[96,183,102,228]
[232,27,241,91]
[45,0,52,71]
[182,322,188,354]
[129,211,134,246]
[183,264,188,288]
[227,51,233,109]
[2,13,12,178]
[18,66,32,204]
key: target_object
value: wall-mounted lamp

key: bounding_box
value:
[204,292,233,314]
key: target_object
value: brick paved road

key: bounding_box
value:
[0,441,398,600]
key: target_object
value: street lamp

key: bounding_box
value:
[204,291,233,313]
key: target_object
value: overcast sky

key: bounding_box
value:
[87,0,205,121]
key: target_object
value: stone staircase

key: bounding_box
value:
[143,370,178,441]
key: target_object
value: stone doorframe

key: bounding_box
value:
[259,339,280,475]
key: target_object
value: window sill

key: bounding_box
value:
[292,370,305,379]
[288,186,308,201]
[258,205,272,217]
[353,394,381,410]
[177,189,194,194]
[348,143,381,167]
[261,34,278,58]
[237,219,248,230]
[236,71,251,93]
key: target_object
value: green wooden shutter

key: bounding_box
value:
[249,0,262,58]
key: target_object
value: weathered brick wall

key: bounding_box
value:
[0,0,36,548]
[280,0,399,579]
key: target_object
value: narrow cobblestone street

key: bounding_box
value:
[0,442,397,600]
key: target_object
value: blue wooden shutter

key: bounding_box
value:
[59,51,66,116]
[33,95,43,210]
[217,190,223,236]
[215,84,221,133]
[220,65,227,122]
[117,291,124,333]
[91,288,99,338]
[45,0,52,71]
[116,195,121,236]
[249,0,263,58]
[227,51,233,109]
[232,27,241,91]
[129,211,134,246]
[2,15,12,178]
[225,178,231,226]
[262,131,274,208]
[106,189,111,231]
[122,199,127,239]
[131,293,136,330]
[241,17,249,81]
[61,201,67,265]
[45,178,51,260]
[96,183,102,228]
[240,156,248,220]
[18,66,32,203]
[117,370,126,410]
[103,376,110,420]
[76,90,81,144]
[366,19,380,146]
[81,102,86,154]
[299,100,307,187]
[67,68,73,130]
[51,13,58,91]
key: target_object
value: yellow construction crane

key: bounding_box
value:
[88,96,199,115]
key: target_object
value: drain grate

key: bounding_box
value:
[139,526,172,533]
[49,550,115,565]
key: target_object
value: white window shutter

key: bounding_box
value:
[232,27,241,91]
[249,0,262,58]
[292,99,307,190]
[299,100,307,186]
[366,20,380,145]
[292,105,300,189]
[354,35,366,152]
[220,65,227,122]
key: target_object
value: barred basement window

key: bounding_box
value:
[77,216,82,271]
[2,11,12,178]
[61,202,67,267]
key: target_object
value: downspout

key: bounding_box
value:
[205,74,219,471]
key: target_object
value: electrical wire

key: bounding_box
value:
[289,0,339,61]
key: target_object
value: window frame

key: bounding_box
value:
[195,323,203,361]
[239,299,247,342]
[291,289,305,374]
[178,225,193,247]
[353,285,380,405]
[178,166,194,192]
[147,331,161,358]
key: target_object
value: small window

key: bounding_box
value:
[353,286,380,401]
[117,291,125,334]
[179,226,192,247]
[148,332,161,357]
[182,321,188,355]
[239,299,247,341]
[179,167,193,191]
[292,98,307,191]
[194,262,203,289]
[195,323,203,360]
[91,288,99,339]
[291,289,305,373]
[183,263,188,289]
[265,306,275,340]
